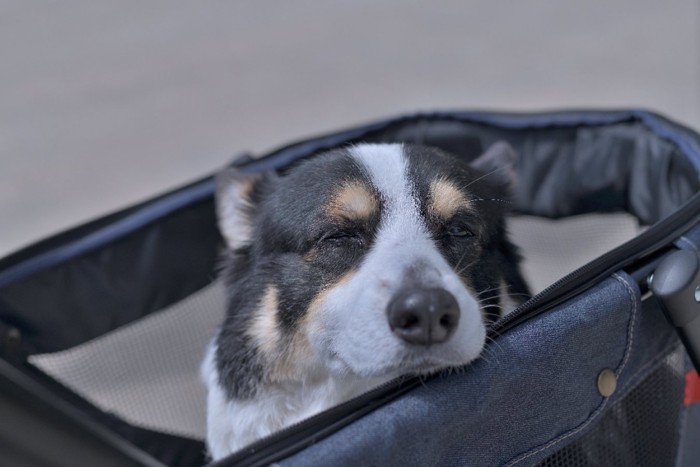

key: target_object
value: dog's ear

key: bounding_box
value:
[469,141,519,193]
[215,167,267,250]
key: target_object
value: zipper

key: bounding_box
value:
[215,192,700,467]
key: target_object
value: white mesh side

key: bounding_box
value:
[510,213,642,294]
[30,280,225,440]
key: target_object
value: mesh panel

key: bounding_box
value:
[509,213,641,294]
[30,280,225,439]
[537,347,685,467]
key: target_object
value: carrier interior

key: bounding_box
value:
[26,117,700,442]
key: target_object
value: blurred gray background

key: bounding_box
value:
[1,1,699,257]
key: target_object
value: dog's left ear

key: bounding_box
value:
[469,141,519,193]
[215,167,266,250]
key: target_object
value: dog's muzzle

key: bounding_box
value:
[387,287,460,346]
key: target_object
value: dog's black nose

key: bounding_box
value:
[387,288,460,346]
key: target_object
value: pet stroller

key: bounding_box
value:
[1,109,700,467]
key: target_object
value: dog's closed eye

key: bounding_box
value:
[445,223,474,238]
[319,229,366,247]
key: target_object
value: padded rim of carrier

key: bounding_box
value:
[0,110,699,355]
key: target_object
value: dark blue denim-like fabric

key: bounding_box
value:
[280,272,678,467]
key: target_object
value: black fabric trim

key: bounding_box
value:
[0,195,220,354]
[0,357,206,466]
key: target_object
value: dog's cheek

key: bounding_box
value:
[313,269,412,377]
[269,305,330,384]
[263,271,358,384]
[246,285,282,359]
[305,269,356,332]
[271,254,326,329]
[466,250,505,324]
[437,240,482,278]
[242,283,316,384]
[299,271,358,370]
[268,333,318,384]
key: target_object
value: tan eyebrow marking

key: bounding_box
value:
[428,178,472,219]
[326,182,378,221]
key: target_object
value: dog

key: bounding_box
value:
[202,142,530,460]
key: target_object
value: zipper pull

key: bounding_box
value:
[651,249,700,370]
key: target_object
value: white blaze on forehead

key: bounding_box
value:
[348,143,440,285]
[349,144,425,238]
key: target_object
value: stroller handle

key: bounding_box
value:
[652,249,700,370]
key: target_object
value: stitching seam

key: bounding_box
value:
[504,274,638,466]
[613,342,679,401]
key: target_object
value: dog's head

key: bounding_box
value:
[214,143,525,397]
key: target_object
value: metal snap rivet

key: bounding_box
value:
[597,368,617,397]
[695,285,700,303]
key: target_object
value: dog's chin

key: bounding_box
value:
[400,359,466,376]
[321,346,483,381]
[394,352,483,378]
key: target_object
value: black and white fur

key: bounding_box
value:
[202,142,530,459]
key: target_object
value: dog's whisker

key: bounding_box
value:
[417,374,434,392]
[480,349,500,367]
[482,336,506,366]
[479,292,531,300]
[476,286,502,297]
[463,165,510,189]
[479,349,498,366]
[452,250,470,276]
[470,198,513,204]
[485,334,506,355]
[454,259,478,277]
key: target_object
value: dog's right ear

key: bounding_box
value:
[469,141,519,193]
[215,168,266,250]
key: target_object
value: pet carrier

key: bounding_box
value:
[1,109,700,467]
